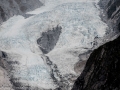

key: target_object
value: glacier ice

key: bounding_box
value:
[0,0,108,89]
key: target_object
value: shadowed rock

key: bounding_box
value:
[99,0,120,32]
[72,0,120,89]
[0,0,43,24]
[72,36,120,90]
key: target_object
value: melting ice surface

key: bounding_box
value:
[0,0,108,89]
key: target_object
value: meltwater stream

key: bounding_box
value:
[0,0,108,89]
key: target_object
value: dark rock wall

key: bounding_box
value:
[72,36,120,90]
[99,0,120,32]
[0,0,43,24]
[72,0,120,90]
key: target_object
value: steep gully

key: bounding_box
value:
[72,0,120,89]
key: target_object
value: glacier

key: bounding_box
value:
[0,0,108,89]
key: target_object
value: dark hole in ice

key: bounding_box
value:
[37,25,62,54]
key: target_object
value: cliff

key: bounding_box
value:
[0,0,43,24]
[99,0,120,32]
[72,0,120,90]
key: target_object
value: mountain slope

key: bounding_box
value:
[0,0,112,89]
[72,0,120,89]
[0,0,43,24]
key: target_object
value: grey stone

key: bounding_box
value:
[37,25,62,54]
[0,0,43,24]
[72,0,120,89]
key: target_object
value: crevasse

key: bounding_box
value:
[0,0,108,89]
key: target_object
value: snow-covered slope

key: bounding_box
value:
[0,0,108,89]
[27,0,99,14]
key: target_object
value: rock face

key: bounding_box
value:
[99,0,120,32]
[37,25,62,54]
[72,36,120,90]
[0,0,43,24]
[72,0,120,90]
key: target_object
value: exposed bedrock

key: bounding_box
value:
[72,0,120,90]
[0,0,43,24]
[72,36,120,90]
[99,0,120,32]
[37,25,62,54]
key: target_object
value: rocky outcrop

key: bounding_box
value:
[72,35,120,90]
[99,0,120,32]
[0,0,43,24]
[72,0,120,90]
[37,25,62,54]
